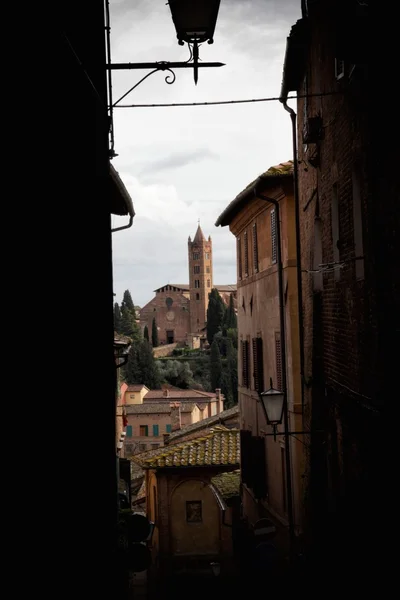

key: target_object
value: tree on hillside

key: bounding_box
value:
[206,288,225,344]
[143,325,149,342]
[114,303,122,333]
[152,317,159,347]
[210,339,222,391]
[121,289,136,318]
[120,304,141,342]
[125,339,160,389]
[157,360,194,389]
[119,289,140,342]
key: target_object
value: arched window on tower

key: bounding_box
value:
[195,280,200,288]
[207,280,211,288]
[205,252,210,259]
[196,293,200,301]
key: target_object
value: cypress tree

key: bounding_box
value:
[151,317,159,347]
[210,339,222,391]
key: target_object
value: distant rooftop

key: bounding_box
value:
[125,402,196,415]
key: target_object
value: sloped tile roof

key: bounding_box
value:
[211,470,240,500]
[132,426,240,469]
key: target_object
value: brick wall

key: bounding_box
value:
[296,2,385,574]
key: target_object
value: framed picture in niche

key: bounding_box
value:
[186,500,202,523]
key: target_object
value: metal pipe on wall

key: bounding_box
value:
[254,188,296,559]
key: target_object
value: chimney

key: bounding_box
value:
[215,388,223,413]
[170,402,182,431]
[163,388,169,398]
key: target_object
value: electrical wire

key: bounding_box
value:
[114,91,343,109]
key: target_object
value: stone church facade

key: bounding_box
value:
[140,225,236,347]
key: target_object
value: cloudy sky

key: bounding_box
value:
[110,0,301,308]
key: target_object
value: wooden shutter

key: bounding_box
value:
[237,237,242,280]
[240,430,251,485]
[253,436,268,499]
[253,222,259,273]
[126,425,132,437]
[271,209,277,264]
[275,332,283,391]
[242,340,250,388]
[244,230,249,276]
[252,337,264,393]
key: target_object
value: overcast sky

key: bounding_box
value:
[110,0,301,307]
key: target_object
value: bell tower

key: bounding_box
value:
[188,223,213,334]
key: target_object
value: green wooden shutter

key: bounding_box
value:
[153,424,159,436]
[126,425,132,437]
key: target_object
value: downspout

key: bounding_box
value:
[254,188,296,560]
[111,214,133,233]
[280,89,306,415]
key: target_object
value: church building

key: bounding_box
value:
[139,225,236,348]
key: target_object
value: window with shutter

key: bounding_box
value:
[253,222,259,273]
[252,337,264,393]
[244,231,249,276]
[253,436,268,499]
[271,209,277,264]
[275,332,283,391]
[237,237,242,280]
[242,340,250,388]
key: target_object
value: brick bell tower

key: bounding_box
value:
[188,223,213,334]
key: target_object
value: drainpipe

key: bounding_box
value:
[279,97,306,415]
[111,214,133,233]
[253,188,296,561]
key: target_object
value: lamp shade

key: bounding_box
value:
[259,382,284,426]
[168,0,221,44]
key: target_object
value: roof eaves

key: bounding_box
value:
[110,163,135,218]
[215,163,293,228]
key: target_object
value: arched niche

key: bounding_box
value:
[170,479,220,556]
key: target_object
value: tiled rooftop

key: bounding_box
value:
[211,470,240,500]
[168,405,239,442]
[125,402,196,414]
[126,384,148,392]
[132,426,240,469]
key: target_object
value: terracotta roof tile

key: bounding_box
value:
[132,426,240,469]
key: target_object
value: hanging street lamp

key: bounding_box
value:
[259,378,285,442]
[168,0,222,84]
